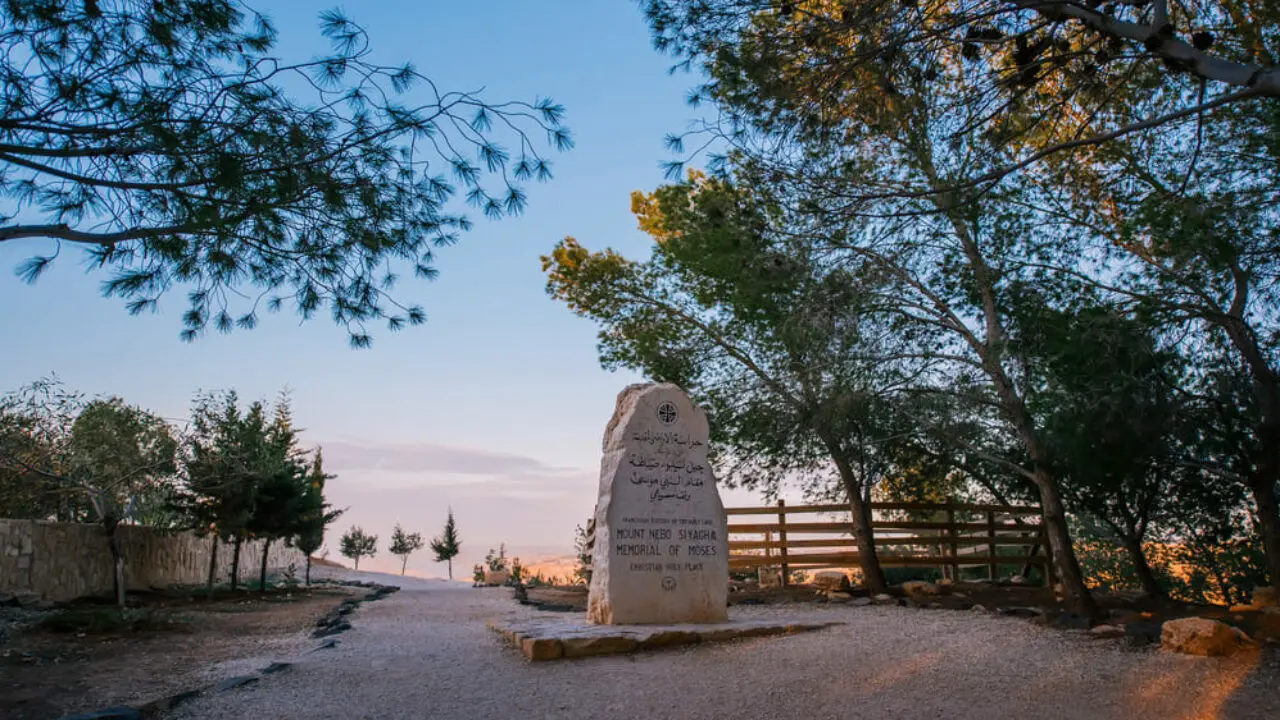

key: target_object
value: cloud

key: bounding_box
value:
[317,439,586,478]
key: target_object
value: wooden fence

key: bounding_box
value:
[726,500,1053,587]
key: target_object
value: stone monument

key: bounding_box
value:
[587,383,729,624]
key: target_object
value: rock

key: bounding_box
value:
[825,591,853,603]
[483,569,510,586]
[937,578,954,587]
[261,662,291,674]
[970,604,986,612]
[137,690,202,715]
[1229,604,1255,613]
[812,571,851,592]
[1251,586,1277,609]
[1053,583,1064,594]
[586,384,729,625]
[1010,575,1026,585]
[997,606,1043,618]
[901,581,941,598]
[873,593,894,604]
[59,707,142,720]
[1090,624,1126,639]
[521,637,563,661]
[757,568,782,588]
[1124,621,1163,646]
[13,590,41,608]
[639,630,700,649]
[311,620,351,638]
[560,635,639,658]
[310,638,339,651]
[1161,617,1255,657]
[213,675,259,692]
[851,597,873,607]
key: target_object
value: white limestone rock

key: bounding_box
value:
[587,384,729,625]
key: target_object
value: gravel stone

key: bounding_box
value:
[169,568,1280,720]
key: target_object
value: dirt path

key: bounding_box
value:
[1,585,355,720]
[168,571,1279,720]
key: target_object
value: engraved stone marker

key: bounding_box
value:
[587,383,728,624]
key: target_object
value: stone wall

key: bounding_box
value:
[0,519,305,602]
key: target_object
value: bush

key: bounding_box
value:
[41,608,188,634]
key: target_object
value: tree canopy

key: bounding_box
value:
[1,0,572,346]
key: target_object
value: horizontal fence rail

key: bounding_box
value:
[725,499,1053,587]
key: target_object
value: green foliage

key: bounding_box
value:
[428,509,461,579]
[339,525,377,570]
[0,0,572,346]
[573,519,593,584]
[484,544,508,572]
[294,449,344,585]
[389,523,425,575]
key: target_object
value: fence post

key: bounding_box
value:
[987,510,997,581]
[777,499,789,588]
[946,503,959,581]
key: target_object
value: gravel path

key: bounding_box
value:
[171,571,1278,720]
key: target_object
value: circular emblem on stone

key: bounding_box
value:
[656,402,679,425]
[661,576,677,591]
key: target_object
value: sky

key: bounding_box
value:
[0,0,792,579]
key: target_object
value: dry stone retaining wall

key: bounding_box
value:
[0,519,304,602]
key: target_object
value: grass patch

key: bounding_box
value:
[41,608,192,635]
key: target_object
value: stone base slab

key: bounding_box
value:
[489,616,841,661]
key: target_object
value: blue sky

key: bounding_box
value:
[0,0,778,577]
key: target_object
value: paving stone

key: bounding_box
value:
[521,637,563,661]
[491,616,839,662]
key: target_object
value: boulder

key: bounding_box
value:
[970,604,987,612]
[812,571,851,592]
[851,597,873,607]
[1161,618,1255,657]
[825,591,853,603]
[1090,624,1126,639]
[1251,586,1277,609]
[901,581,941,598]
[757,568,782,588]
[872,593,895,604]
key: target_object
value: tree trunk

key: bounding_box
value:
[447,558,452,580]
[104,518,125,609]
[824,442,887,593]
[1250,474,1280,589]
[259,538,272,592]
[354,554,360,571]
[206,535,219,599]
[1219,312,1280,587]
[305,555,312,587]
[1119,534,1166,600]
[230,536,243,592]
[1034,473,1100,619]
[401,555,408,576]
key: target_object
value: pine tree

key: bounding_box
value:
[178,391,258,597]
[294,449,344,586]
[389,524,425,576]
[339,525,377,571]
[247,394,309,592]
[429,509,462,580]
